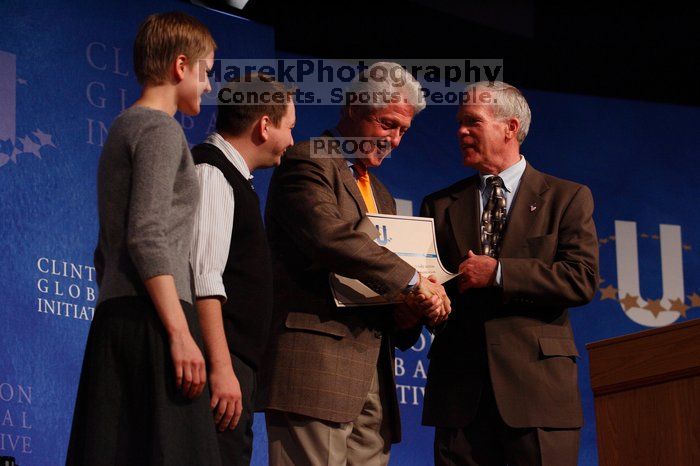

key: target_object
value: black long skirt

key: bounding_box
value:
[66,296,222,466]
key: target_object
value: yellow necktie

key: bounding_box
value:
[353,164,378,214]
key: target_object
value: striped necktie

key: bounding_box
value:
[481,176,506,258]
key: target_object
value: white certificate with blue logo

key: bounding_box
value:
[331,213,459,307]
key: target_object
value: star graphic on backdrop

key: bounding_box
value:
[688,293,700,308]
[10,146,20,163]
[18,136,41,158]
[652,234,660,240]
[0,138,13,154]
[33,129,56,148]
[683,244,692,251]
[644,299,665,317]
[599,238,609,244]
[668,298,689,318]
[598,278,605,286]
[619,293,640,311]
[609,235,616,241]
[17,78,27,85]
[599,284,618,301]
[0,153,9,167]
[640,233,649,238]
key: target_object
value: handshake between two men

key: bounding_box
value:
[394,249,499,330]
[394,273,451,329]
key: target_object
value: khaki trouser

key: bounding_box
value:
[266,368,391,466]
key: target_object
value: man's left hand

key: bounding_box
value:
[458,250,498,292]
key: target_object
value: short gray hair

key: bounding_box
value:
[343,61,426,116]
[466,81,531,144]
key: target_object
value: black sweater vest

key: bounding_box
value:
[191,143,273,370]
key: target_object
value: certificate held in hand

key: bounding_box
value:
[331,214,458,307]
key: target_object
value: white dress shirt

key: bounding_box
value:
[190,132,253,301]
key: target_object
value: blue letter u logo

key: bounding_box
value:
[615,221,685,327]
[376,225,390,246]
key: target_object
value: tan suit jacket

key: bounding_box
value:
[257,134,415,443]
[421,163,599,429]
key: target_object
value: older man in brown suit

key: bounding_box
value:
[258,62,450,466]
[421,81,599,466]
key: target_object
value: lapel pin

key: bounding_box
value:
[530,205,537,212]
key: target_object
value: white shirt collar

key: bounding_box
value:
[205,132,254,180]
[479,155,526,192]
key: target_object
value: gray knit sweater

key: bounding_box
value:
[94,106,199,305]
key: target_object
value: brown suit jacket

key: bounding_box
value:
[421,163,599,429]
[257,134,415,442]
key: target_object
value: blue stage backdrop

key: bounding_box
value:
[1,1,699,465]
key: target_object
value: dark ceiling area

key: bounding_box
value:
[196,0,700,107]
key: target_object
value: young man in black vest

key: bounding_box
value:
[190,74,296,466]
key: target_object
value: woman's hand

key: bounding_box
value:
[169,329,207,399]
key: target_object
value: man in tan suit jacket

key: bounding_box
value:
[421,81,599,466]
[258,62,450,466]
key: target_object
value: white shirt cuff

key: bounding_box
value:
[495,261,502,287]
[194,273,227,301]
[408,271,419,286]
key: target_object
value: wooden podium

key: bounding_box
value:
[587,318,700,466]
